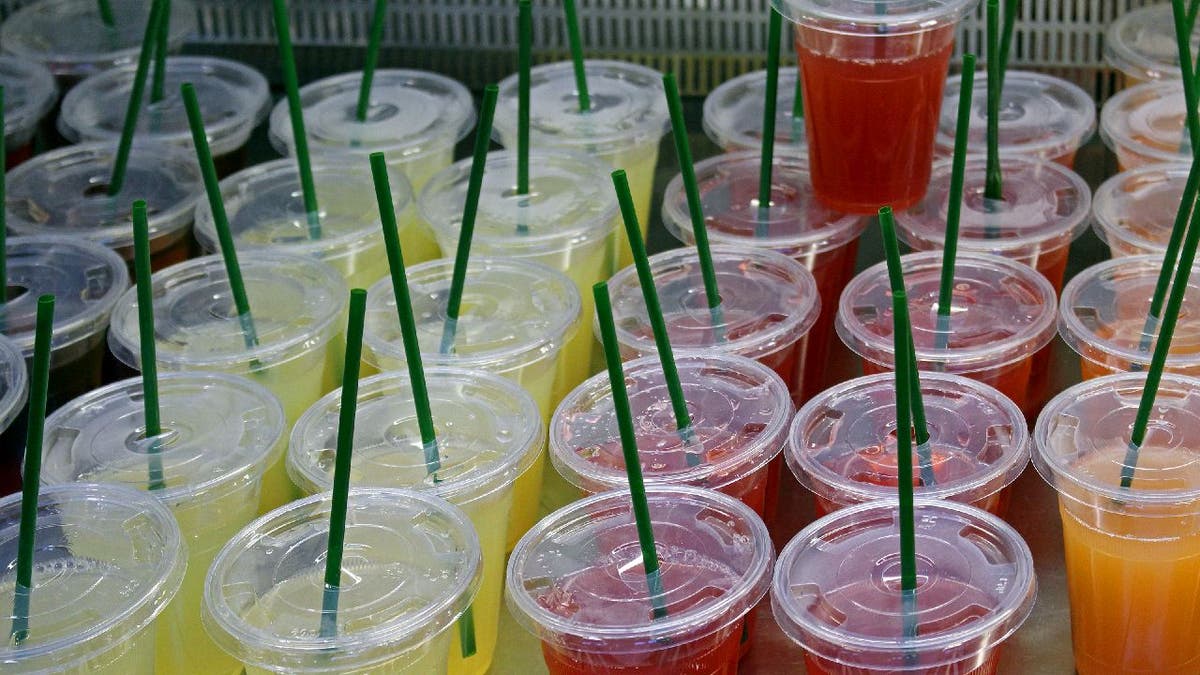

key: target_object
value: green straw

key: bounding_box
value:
[8,294,54,645]
[107,0,165,196]
[983,0,1002,202]
[132,200,166,492]
[356,0,389,122]
[890,285,919,645]
[996,0,1018,90]
[1188,0,1200,40]
[98,0,115,26]
[594,281,668,620]
[562,0,590,111]
[150,0,170,103]
[935,55,976,350]
[517,0,531,196]
[757,9,783,237]
[271,0,322,240]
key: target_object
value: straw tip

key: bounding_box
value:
[484,83,499,94]
[878,205,893,217]
[350,288,368,302]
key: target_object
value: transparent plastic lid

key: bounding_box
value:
[936,70,1096,161]
[550,353,792,493]
[363,257,580,373]
[1092,162,1186,256]
[772,0,979,33]
[6,142,204,255]
[506,486,773,647]
[1100,81,1189,166]
[604,245,820,362]
[0,0,196,79]
[837,251,1058,371]
[107,251,348,371]
[788,372,1029,505]
[0,56,57,146]
[0,335,27,432]
[494,60,669,151]
[288,368,543,504]
[268,69,475,161]
[0,483,185,671]
[1105,4,1193,82]
[41,372,286,503]
[772,499,1035,670]
[204,488,481,673]
[662,150,867,258]
[60,56,269,157]
[702,68,807,152]
[4,235,129,356]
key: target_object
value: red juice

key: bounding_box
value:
[6,141,33,169]
[860,357,1033,414]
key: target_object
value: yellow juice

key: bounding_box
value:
[599,141,659,270]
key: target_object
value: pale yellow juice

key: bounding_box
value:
[600,141,659,270]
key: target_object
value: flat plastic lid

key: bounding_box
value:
[288,368,543,504]
[1106,4,1193,82]
[550,353,792,493]
[771,0,978,33]
[0,484,184,671]
[0,0,196,78]
[896,155,1091,255]
[204,488,481,673]
[4,235,129,356]
[420,149,617,255]
[60,56,269,157]
[702,68,806,151]
[936,70,1095,161]
[107,251,348,371]
[363,257,580,373]
[772,499,1035,670]
[837,251,1058,371]
[1092,162,1186,255]
[0,335,27,432]
[494,60,668,151]
[41,372,286,503]
[789,372,1028,505]
[1100,81,1189,165]
[0,56,57,145]
[507,486,773,646]
[604,245,820,361]
[6,142,204,254]
[662,150,866,258]
[268,69,475,161]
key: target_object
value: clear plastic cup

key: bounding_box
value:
[772,498,1036,673]
[5,141,204,276]
[0,55,57,168]
[492,59,668,269]
[268,68,475,192]
[1092,162,1188,258]
[193,158,423,289]
[203,487,482,675]
[59,56,269,176]
[1033,372,1200,675]
[1100,81,1190,171]
[506,485,774,674]
[935,70,1096,168]
[702,67,807,152]
[837,251,1058,415]
[788,371,1029,518]
[39,372,285,674]
[288,368,543,675]
[0,335,28,494]
[0,483,185,672]
[1106,3,1194,87]
[772,0,977,213]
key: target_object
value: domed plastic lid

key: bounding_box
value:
[663,150,865,258]
[203,488,481,673]
[107,251,348,371]
[269,69,475,161]
[0,0,196,79]
[702,69,806,151]
[1106,4,1193,82]
[772,499,1035,670]
[936,70,1095,161]
[0,56,57,146]
[4,235,129,356]
[363,257,580,373]
[1092,162,1186,256]
[6,142,203,255]
[41,372,285,503]
[60,56,269,157]
[0,335,27,432]
[1101,81,1189,166]
[550,353,792,493]
[494,60,668,151]
[288,368,543,504]
[0,483,184,672]
[772,0,978,33]
[837,251,1057,371]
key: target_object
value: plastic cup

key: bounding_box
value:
[203,488,482,675]
[0,335,27,494]
[106,250,348,510]
[288,368,543,675]
[935,69,1096,168]
[0,484,185,672]
[493,60,668,269]
[788,371,1029,519]
[268,68,475,192]
[702,67,807,152]
[59,56,270,177]
[837,251,1058,416]
[193,158,424,289]
[772,0,976,213]
[1100,81,1190,171]
[39,372,285,675]
[5,141,204,277]
[1033,372,1200,675]
[772,498,1036,674]
[1092,162,1188,258]
[1106,3,1194,87]
[0,55,57,168]
[506,485,774,674]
